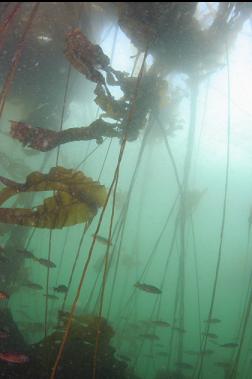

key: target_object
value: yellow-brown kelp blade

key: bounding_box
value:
[0,167,107,229]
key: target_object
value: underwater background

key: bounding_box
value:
[0,3,252,379]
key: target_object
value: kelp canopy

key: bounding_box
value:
[9,3,252,152]
[118,2,251,73]
[0,167,107,229]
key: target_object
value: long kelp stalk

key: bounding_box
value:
[61,223,89,311]
[177,76,199,368]
[107,123,151,318]
[190,216,202,349]
[236,212,252,331]
[44,230,53,338]
[230,290,252,378]
[195,43,231,379]
[117,194,178,330]
[92,168,119,379]
[231,251,252,375]
[166,217,182,370]
[155,208,181,321]
[84,189,129,313]
[55,64,72,164]
[45,25,74,331]
[49,113,123,379]
[49,44,149,379]
[55,229,69,284]
[85,156,140,315]
[106,223,125,316]
[45,65,71,337]
[193,77,210,183]
[87,54,149,318]
[75,143,103,170]
[155,114,183,195]
[98,138,113,181]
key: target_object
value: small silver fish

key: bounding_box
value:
[157,352,169,357]
[22,281,43,290]
[176,362,193,369]
[196,349,214,356]
[139,333,159,341]
[53,285,68,293]
[143,354,154,358]
[172,326,186,334]
[93,234,112,246]
[215,361,232,368]
[36,258,56,268]
[204,318,221,324]
[184,350,198,356]
[202,332,218,339]
[43,294,59,300]
[220,342,239,349]
[151,320,170,327]
[134,282,162,294]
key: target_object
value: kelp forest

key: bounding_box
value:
[0,3,252,379]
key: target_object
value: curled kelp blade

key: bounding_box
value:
[64,28,109,86]
[0,167,107,229]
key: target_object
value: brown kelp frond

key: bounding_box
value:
[0,167,107,229]
[10,119,119,151]
[64,28,110,87]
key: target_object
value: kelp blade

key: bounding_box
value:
[0,167,107,229]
